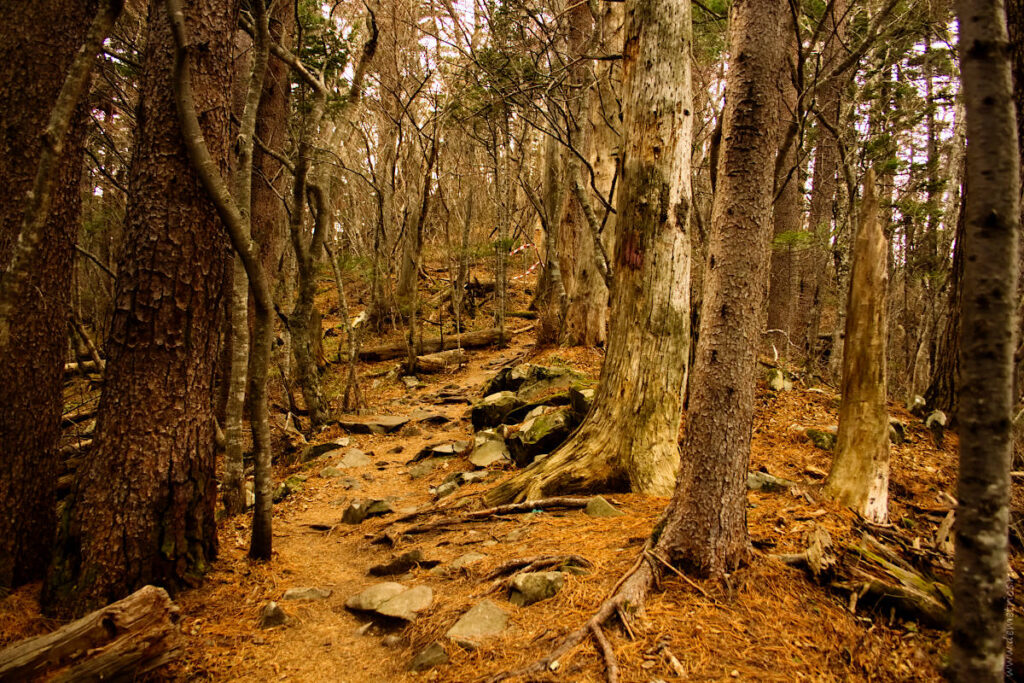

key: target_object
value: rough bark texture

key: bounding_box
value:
[924,192,964,416]
[486,0,692,503]
[43,0,234,617]
[824,171,890,523]
[654,0,786,577]
[1007,0,1024,403]
[0,585,181,680]
[0,0,95,591]
[951,0,1019,678]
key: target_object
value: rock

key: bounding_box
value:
[402,375,424,389]
[320,466,345,478]
[889,418,906,444]
[382,634,404,648]
[411,441,472,462]
[366,499,394,516]
[389,445,404,454]
[409,642,449,671]
[273,474,307,502]
[508,571,565,606]
[446,600,508,648]
[245,482,256,508]
[260,601,287,628]
[806,428,836,451]
[400,424,423,437]
[411,409,450,425]
[346,582,408,611]
[342,498,394,525]
[370,550,424,576]
[470,391,524,430]
[569,386,595,418]
[408,459,438,480]
[338,414,410,434]
[301,437,350,462]
[282,586,332,601]
[354,622,374,636]
[433,480,459,499]
[584,495,624,518]
[449,552,487,570]
[908,394,928,418]
[469,438,510,468]
[926,410,947,446]
[460,471,492,485]
[507,408,574,467]
[766,367,793,392]
[375,585,433,621]
[338,448,372,468]
[747,470,795,492]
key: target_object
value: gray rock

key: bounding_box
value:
[260,601,287,628]
[569,386,595,418]
[338,415,410,434]
[470,391,524,430]
[450,552,487,570]
[282,586,332,601]
[382,634,404,648]
[766,367,793,391]
[273,474,307,503]
[746,471,795,492]
[409,642,449,671]
[509,571,564,606]
[370,549,424,576]
[402,375,425,389]
[469,439,510,468]
[408,459,438,479]
[338,448,372,468]
[342,498,394,525]
[366,499,395,516]
[433,480,459,499]
[411,409,450,425]
[889,418,906,444]
[507,408,574,467]
[412,441,472,462]
[926,410,947,446]
[345,582,408,611]
[376,585,434,621]
[301,437,351,462]
[445,600,508,647]
[320,466,345,478]
[584,495,624,518]
[806,428,836,451]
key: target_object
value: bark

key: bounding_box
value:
[951,0,1020,677]
[42,0,235,617]
[359,327,503,361]
[0,0,105,591]
[824,170,890,523]
[1007,0,1024,402]
[413,348,467,373]
[653,0,786,577]
[323,236,365,411]
[924,192,964,416]
[486,0,693,503]
[0,585,181,681]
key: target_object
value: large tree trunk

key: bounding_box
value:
[653,0,786,577]
[486,0,693,503]
[924,191,964,416]
[0,0,96,591]
[42,0,235,617]
[824,171,890,523]
[951,0,1019,677]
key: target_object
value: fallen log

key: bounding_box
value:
[414,348,467,374]
[0,585,182,681]
[359,328,502,362]
[63,360,104,377]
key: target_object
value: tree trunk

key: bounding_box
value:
[824,170,890,523]
[653,0,786,577]
[0,0,95,590]
[486,0,693,503]
[42,0,235,617]
[0,585,181,681]
[951,0,1019,677]
[924,192,964,416]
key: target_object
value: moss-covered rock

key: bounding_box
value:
[507,408,574,467]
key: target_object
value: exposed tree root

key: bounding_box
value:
[590,623,619,683]
[370,497,592,545]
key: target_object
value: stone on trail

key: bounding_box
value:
[508,571,565,606]
[409,642,449,671]
[319,466,345,478]
[301,437,350,463]
[805,428,836,451]
[433,480,459,499]
[469,438,510,468]
[342,498,394,525]
[370,549,429,576]
[282,586,332,601]
[584,495,624,518]
[260,601,288,628]
[470,391,524,430]
[766,367,793,392]
[374,585,434,621]
[410,441,472,463]
[346,582,408,611]
[338,448,372,468]
[507,408,574,467]
[407,458,438,480]
[273,474,307,502]
[445,600,509,648]
[450,552,487,570]
[410,409,450,425]
[337,414,410,434]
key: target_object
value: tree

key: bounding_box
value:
[951,0,1020,677]
[43,0,236,617]
[824,169,891,523]
[485,0,694,503]
[0,0,116,591]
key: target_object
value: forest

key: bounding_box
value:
[0,0,1020,679]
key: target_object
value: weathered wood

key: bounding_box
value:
[62,360,104,377]
[358,328,502,362]
[413,348,467,374]
[0,585,182,681]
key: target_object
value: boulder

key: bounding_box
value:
[470,391,524,430]
[410,441,472,462]
[766,367,793,392]
[410,409,450,425]
[408,459,438,480]
[508,571,564,606]
[445,600,508,648]
[301,437,350,463]
[449,552,487,570]
[320,466,345,478]
[342,498,394,525]
[337,415,410,434]
[273,474,307,502]
[346,582,407,611]
[584,496,624,518]
[338,448,372,468]
[507,408,574,467]
[375,585,434,621]
[282,587,332,601]
[569,386,595,419]
[469,436,510,469]
[806,428,836,451]
[409,642,449,671]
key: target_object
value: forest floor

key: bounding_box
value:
[0,263,1001,682]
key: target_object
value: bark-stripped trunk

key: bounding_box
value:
[951,0,1020,677]
[486,0,692,503]
[43,0,235,617]
[824,170,890,523]
[654,0,786,577]
[0,0,96,591]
